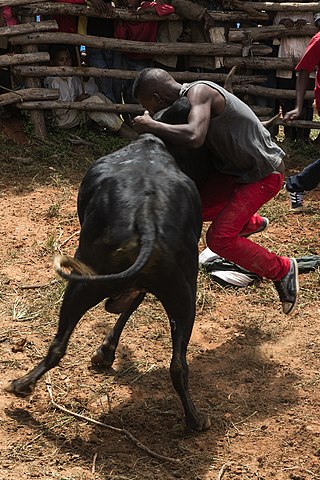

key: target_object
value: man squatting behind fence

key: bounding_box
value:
[44,47,137,139]
[131,68,299,315]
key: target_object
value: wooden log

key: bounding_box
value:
[224,56,298,70]
[277,119,320,130]
[261,117,320,129]
[233,83,314,100]
[251,106,274,116]
[20,13,46,139]
[15,101,320,130]
[0,52,50,67]
[0,0,47,6]
[0,88,59,107]
[17,4,269,21]
[220,0,262,16]
[16,101,145,115]
[228,24,318,42]
[9,31,250,56]
[14,65,267,85]
[0,19,58,36]
[242,2,320,11]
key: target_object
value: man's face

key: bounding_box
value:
[137,92,169,116]
[54,50,72,67]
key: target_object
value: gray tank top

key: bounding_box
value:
[180,81,285,183]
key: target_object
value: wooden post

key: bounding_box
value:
[20,14,47,138]
[12,65,267,85]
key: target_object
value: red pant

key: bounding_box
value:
[200,172,290,281]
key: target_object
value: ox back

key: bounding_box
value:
[6,132,210,432]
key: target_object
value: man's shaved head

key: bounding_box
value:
[133,68,175,99]
[133,68,181,114]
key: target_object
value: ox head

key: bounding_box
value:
[153,97,214,190]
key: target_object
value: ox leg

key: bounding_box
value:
[5,282,107,397]
[158,281,210,432]
[91,292,145,367]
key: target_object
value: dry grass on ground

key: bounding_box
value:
[0,122,320,480]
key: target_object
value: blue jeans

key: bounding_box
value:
[286,158,320,192]
[86,47,117,103]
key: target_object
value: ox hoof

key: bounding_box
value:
[91,350,114,369]
[186,412,211,432]
[91,350,104,365]
[4,379,35,398]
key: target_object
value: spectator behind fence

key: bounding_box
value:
[282,13,320,211]
[154,0,219,72]
[80,0,121,104]
[44,47,138,139]
[273,10,314,141]
[1,6,20,116]
[114,0,174,124]
[175,0,226,73]
[53,0,86,65]
[53,0,84,34]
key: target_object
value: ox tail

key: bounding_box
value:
[54,226,156,284]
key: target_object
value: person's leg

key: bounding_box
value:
[200,173,268,236]
[84,94,122,131]
[86,48,116,103]
[286,158,320,192]
[201,172,299,313]
[84,94,138,139]
[205,172,289,280]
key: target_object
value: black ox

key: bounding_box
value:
[5,98,212,432]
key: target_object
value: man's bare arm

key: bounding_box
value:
[134,84,223,148]
[284,69,310,121]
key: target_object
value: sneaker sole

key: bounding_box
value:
[282,258,300,315]
[290,207,306,214]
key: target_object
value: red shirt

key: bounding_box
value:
[115,1,174,59]
[53,0,85,33]
[295,32,320,112]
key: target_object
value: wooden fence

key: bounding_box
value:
[1,0,320,137]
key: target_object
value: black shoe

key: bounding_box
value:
[274,258,299,315]
[288,191,305,212]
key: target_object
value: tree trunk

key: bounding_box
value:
[224,56,297,70]
[15,101,320,130]
[250,106,274,116]
[0,19,58,37]
[10,32,273,57]
[17,4,269,21]
[14,65,267,85]
[233,84,314,100]
[228,24,317,42]
[16,101,145,115]
[9,32,244,56]
[0,52,50,67]
[240,2,320,11]
[0,88,60,107]
[20,14,46,138]
[0,0,47,6]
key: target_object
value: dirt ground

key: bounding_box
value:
[0,118,320,480]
